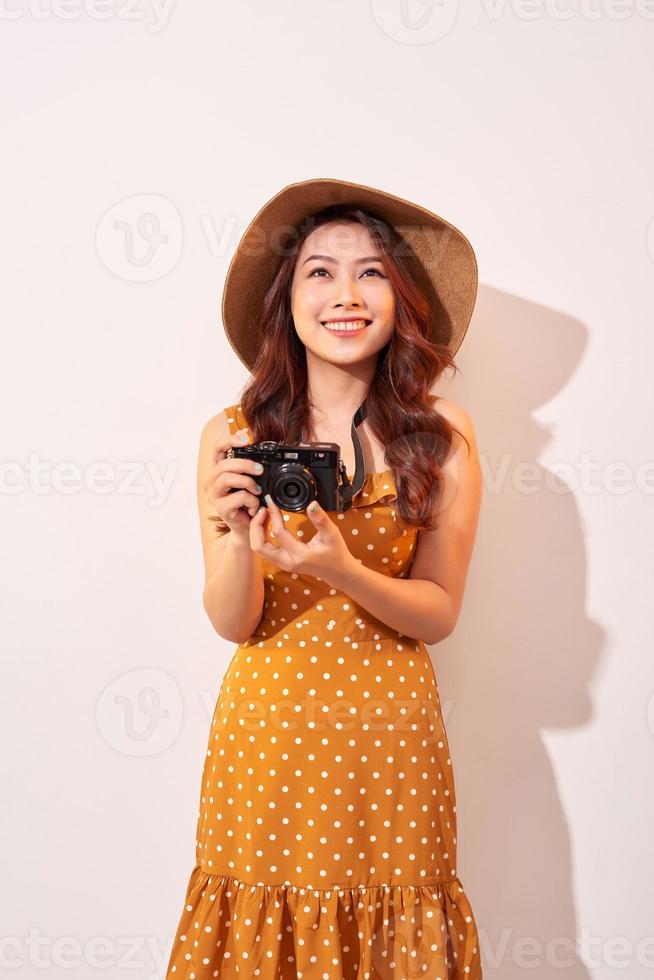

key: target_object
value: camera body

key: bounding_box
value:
[227,439,351,513]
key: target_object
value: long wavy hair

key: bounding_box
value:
[215,204,470,537]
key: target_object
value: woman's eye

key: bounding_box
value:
[309,267,385,279]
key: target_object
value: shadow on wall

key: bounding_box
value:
[433,283,601,979]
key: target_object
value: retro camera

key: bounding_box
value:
[226,404,368,514]
[228,440,348,513]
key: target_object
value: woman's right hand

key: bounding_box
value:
[203,428,264,537]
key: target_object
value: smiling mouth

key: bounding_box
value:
[321,319,371,335]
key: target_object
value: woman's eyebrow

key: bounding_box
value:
[302,254,384,266]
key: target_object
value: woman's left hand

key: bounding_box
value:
[249,494,359,589]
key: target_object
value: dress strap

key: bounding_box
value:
[223,403,250,436]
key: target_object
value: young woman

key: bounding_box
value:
[165,178,484,979]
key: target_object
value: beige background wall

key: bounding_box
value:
[2,3,653,978]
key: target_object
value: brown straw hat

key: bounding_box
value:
[221,177,478,371]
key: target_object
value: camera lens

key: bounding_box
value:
[271,464,316,512]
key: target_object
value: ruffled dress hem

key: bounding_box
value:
[166,862,482,979]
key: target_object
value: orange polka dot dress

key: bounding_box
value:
[165,403,482,979]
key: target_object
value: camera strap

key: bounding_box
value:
[342,402,368,507]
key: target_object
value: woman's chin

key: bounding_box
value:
[313,344,371,366]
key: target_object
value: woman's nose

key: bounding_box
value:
[333,274,363,305]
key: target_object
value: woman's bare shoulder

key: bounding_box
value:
[199,409,231,441]
[432,395,477,449]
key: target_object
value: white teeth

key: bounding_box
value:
[323,319,370,332]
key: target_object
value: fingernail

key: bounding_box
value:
[239,434,248,443]
[255,482,262,492]
[264,494,272,506]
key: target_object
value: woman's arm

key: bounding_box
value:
[329,566,454,646]
[329,399,483,646]
[197,411,265,643]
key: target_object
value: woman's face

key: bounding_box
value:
[290,221,395,367]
